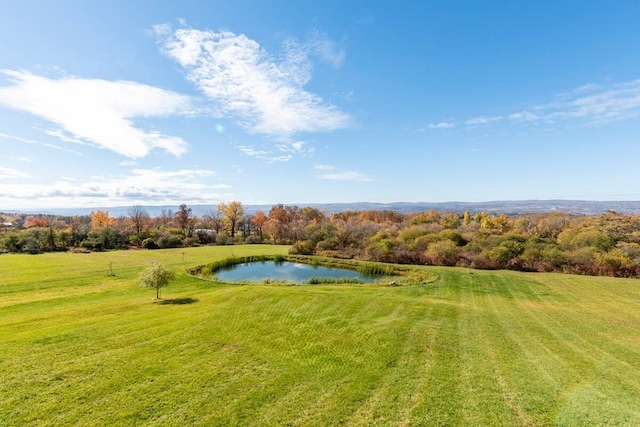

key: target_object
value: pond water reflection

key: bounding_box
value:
[216,261,381,283]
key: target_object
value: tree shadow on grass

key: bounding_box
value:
[156,297,199,305]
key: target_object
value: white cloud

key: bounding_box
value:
[427,121,455,129]
[314,165,372,182]
[314,164,335,171]
[44,128,86,145]
[0,70,191,158]
[508,111,539,122]
[237,145,292,163]
[155,23,350,139]
[465,116,502,126]
[543,79,640,123]
[275,141,315,156]
[9,156,32,162]
[461,79,640,129]
[0,166,30,180]
[306,29,346,68]
[0,168,231,209]
[43,142,83,155]
[0,132,37,144]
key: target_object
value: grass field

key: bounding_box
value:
[1,245,640,426]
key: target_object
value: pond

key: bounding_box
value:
[215,261,384,284]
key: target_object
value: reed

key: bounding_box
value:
[306,276,364,285]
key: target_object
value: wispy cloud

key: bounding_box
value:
[542,79,640,123]
[0,168,231,208]
[154,23,350,139]
[0,70,191,158]
[305,29,346,68]
[315,165,371,182]
[508,111,539,122]
[9,156,32,163]
[465,116,502,126]
[237,145,292,163]
[44,128,87,145]
[456,79,640,129]
[43,142,83,155]
[0,166,31,180]
[313,164,335,171]
[275,141,315,156]
[427,121,455,129]
[319,171,372,182]
[0,132,37,144]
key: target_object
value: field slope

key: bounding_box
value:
[1,246,639,426]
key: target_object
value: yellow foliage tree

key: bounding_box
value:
[90,210,114,228]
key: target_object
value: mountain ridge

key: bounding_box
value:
[6,200,640,217]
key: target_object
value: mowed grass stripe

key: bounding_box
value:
[509,273,640,393]
[474,270,640,425]
[344,301,440,426]
[456,271,524,426]
[481,273,575,424]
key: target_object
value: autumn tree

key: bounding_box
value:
[70,215,90,247]
[440,212,461,229]
[218,201,244,238]
[175,204,193,236]
[239,213,252,238]
[463,210,471,226]
[24,216,50,228]
[251,211,267,240]
[300,207,325,225]
[158,209,173,227]
[266,204,300,243]
[83,211,118,250]
[204,209,224,234]
[128,206,150,239]
[90,210,114,228]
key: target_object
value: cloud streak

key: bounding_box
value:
[155,23,350,139]
[0,70,191,158]
[427,79,640,131]
[0,166,31,180]
[0,132,38,144]
[236,145,292,163]
[427,121,455,129]
[543,79,640,123]
[465,116,502,126]
[314,165,371,182]
[0,168,231,209]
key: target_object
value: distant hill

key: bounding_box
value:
[7,200,640,217]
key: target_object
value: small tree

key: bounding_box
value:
[140,261,175,299]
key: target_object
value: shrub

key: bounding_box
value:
[425,240,459,266]
[141,238,158,249]
[289,240,316,255]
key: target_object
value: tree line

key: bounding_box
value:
[2,204,640,278]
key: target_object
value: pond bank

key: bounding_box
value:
[188,254,436,285]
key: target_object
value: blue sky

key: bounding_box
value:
[1,1,640,210]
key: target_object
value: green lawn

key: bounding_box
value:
[1,246,639,426]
